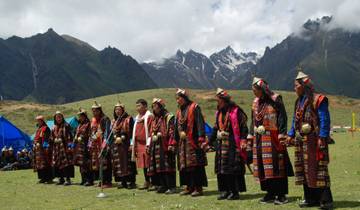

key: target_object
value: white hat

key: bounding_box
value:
[296,71,309,80]
[114,101,125,108]
[92,101,102,109]
[252,77,263,85]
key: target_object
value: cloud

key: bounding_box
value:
[0,0,359,61]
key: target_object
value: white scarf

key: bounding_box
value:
[131,110,152,146]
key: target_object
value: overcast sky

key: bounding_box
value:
[0,0,359,62]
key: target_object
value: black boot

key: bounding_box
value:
[64,177,71,186]
[227,192,240,200]
[38,179,46,184]
[319,202,333,210]
[259,193,275,204]
[80,173,86,185]
[274,195,289,205]
[298,200,320,208]
[217,191,230,200]
[57,177,65,185]
[117,181,128,189]
[127,182,136,189]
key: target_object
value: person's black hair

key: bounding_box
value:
[152,102,168,117]
[53,114,65,126]
[113,106,126,120]
[136,99,148,107]
[296,79,314,104]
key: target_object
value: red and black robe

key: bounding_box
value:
[33,124,52,179]
[148,112,176,176]
[51,123,74,177]
[74,119,91,173]
[175,102,208,187]
[250,94,293,195]
[111,113,135,181]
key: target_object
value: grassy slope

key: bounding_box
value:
[0,132,359,210]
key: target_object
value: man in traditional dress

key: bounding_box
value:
[111,101,137,189]
[131,99,154,190]
[248,77,294,205]
[90,101,112,188]
[209,88,248,200]
[287,71,333,210]
[174,88,208,197]
[148,98,177,194]
[33,115,53,183]
[51,111,74,185]
[74,108,92,186]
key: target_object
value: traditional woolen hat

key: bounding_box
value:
[91,101,101,109]
[252,76,263,86]
[152,98,166,107]
[296,71,309,80]
[35,115,44,121]
[114,101,125,109]
[77,107,87,115]
[176,88,189,97]
[54,111,63,116]
[216,88,231,100]
[296,71,314,90]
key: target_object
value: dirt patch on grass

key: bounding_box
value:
[329,96,360,111]
[0,101,51,113]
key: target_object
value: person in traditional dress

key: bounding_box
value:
[0,146,17,171]
[174,88,208,197]
[73,108,92,186]
[89,101,112,188]
[131,99,154,190]
[148,98,177,194]
[209,88,248,200]
[51,111,74,185]
[33,115,53,183]
[0,147,7,168]
[111,101,137,189]
[248,77,294,205]
[287,71,333,210]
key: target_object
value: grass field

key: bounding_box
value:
[0,132,359,210]
[1,88,360,210]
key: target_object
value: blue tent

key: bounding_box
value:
[45,116,78,131]
[31,116,79,140]
[0,116,32,152]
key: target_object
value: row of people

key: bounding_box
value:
[32,71,333,209]
[0,147,32,171]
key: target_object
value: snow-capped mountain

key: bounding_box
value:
[142,46,258,89]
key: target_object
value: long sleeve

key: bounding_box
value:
[44,127,51,141]
[288,115,296,138]
[194,105,206,143]
[275,96,287,136]
[318,98,331,138]
[101,117,111,142]
[248,109,254,139]
[209,113,218,147]
[238,110,248,141]
[128,117,134,139]
[174,116,180,143]
[146,114,154,146]
[167,116,176,146]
